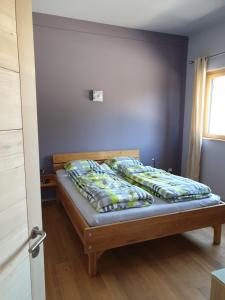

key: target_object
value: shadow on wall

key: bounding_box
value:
[200,139,225,199]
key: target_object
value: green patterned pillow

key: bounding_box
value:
[64,160,100,172]
[106,156,143,170]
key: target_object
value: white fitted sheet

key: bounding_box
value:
[56,169,221,227]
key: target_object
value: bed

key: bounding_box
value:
[53,149,225,276]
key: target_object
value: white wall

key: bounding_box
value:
[182,20,225,199]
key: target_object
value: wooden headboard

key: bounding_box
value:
[53,149,140,171]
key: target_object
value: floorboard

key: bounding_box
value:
[42,201,225,300]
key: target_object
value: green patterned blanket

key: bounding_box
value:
[117,165,211,202]
[66,167,154,213]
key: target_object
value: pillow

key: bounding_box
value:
[64,159,100,172]
[119,164,154,174]
[106,156,143,170]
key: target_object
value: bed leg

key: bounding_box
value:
[213,224,222,245]
[87,252,103,276]
[88,252,97,276]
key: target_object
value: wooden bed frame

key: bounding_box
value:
[53,149,225,276]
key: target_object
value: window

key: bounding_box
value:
[204,68,225,140]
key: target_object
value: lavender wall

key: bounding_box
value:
[33,13,188,174]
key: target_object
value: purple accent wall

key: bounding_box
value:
[33,13,188,174]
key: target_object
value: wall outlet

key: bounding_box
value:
[168,168,173,173]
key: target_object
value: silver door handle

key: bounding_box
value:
[28,226,47,258]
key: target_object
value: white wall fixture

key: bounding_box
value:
[92,90,103,102]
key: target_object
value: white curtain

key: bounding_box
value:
[186,57,208,181]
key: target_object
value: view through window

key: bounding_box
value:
[204,69,225,140]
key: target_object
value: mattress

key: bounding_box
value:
[56,169,221,227]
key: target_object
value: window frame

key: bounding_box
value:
[203,68,225,141]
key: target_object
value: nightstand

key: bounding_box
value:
[40,174,56,189]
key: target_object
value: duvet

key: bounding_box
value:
[105,156,212,203]
[117,165,211,202]
[66,165,154,213]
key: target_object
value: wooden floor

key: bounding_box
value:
[43,201,225,300]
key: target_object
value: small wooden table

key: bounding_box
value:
[40,174,56,189]
[211,268,225,300]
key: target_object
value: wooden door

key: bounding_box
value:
[0,0,45,299]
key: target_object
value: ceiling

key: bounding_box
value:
[32,0,225,36]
